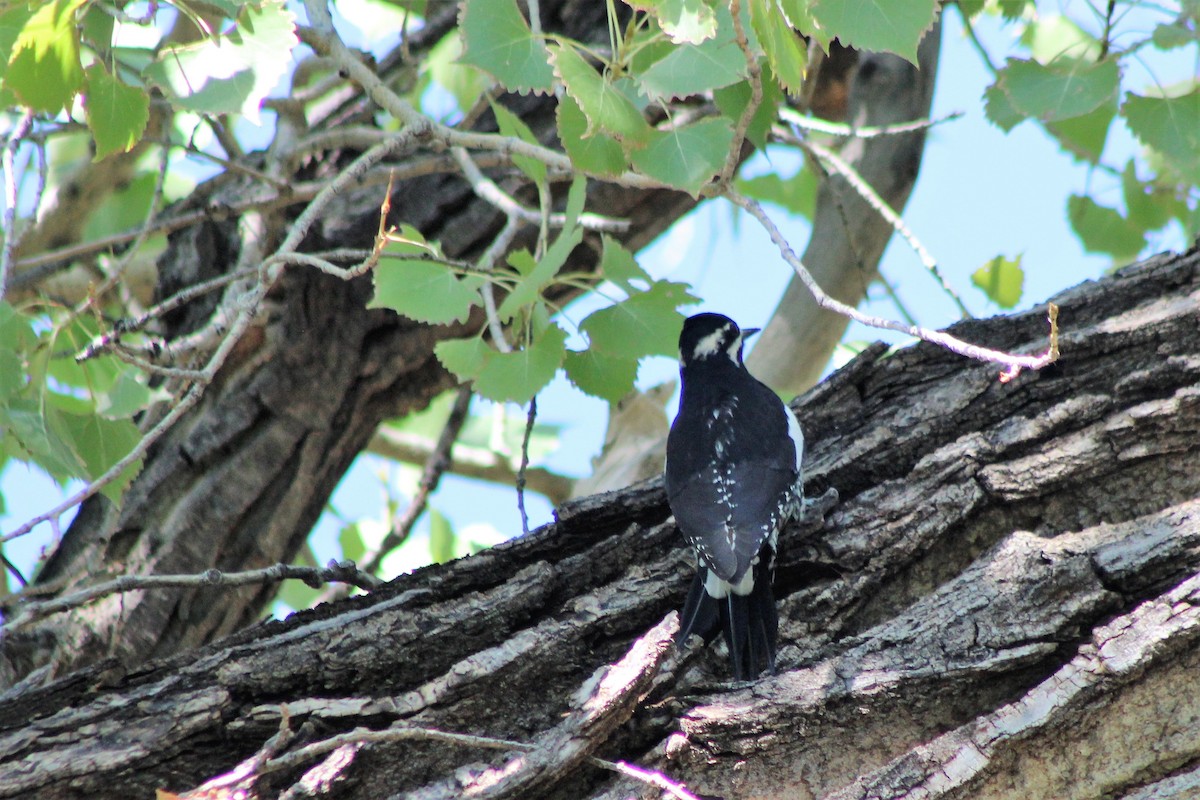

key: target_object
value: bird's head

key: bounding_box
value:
[678,313,759,369]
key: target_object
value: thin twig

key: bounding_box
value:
[796,136,973,319]
[450,146,629,233]
[725,187,1059,377]
[3,561,382,631]
[779,107,965,139]
[360,385,473,577]
[517,396,538,536]
[717,0,761,187]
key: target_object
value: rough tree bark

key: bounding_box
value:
[1,1,700,685]
[3,249,1198,799]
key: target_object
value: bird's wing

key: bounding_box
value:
[667,389,799,582]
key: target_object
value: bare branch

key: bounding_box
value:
[725,188,1059,377]
[795,134,973,319]
[0,110,35,300]
[366,427,574,505]
[3,561,382,631]
[716,0,761,187]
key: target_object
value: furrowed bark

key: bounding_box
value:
[2,249,1198,799]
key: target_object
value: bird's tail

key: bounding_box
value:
[677,568,778,680]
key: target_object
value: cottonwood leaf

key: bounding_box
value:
[997,57,1119,122]
[971,254,1024,309]
[1123,90,1200,184]
[629,118,733,196]
[750,0,808,94]
[1067,194,1146,261]
[564,347,641,403]
[579,280,699,360]
[557,94,626,177]
[83,64,150,160]
[811,0,937,63]
[549,43,652,147]
[458,0,554,94]
[5,0,87,113]
[370,256,482,325]
[637,14,746,101]
[627,0,718,44]
[473,323,568,404]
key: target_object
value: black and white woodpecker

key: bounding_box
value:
[665,312,804,680]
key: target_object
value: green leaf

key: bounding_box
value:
[435,334,492,384]
[563,347,640,403]
[736,165,817,218]
[5,0,87,113]
[56,411,142,501]
[971,254,1024,309]
[1123,90,1200,184]
[370,255,483,325]
[473,323,568,404]
[83,63,150,161]
[637,13,747,102]
[1067,194,1145,261]
[713,66,784,150]
[428,508,457,564]
[496,225,583,321]
[779,0,833,51]
[1046,97,1114,163]
[96,370,158,419]
[145,1,297,123]
[598,235,652,293]
[458,0,554,94]
[628,0,718,44]
[1121,160,1180,232]
[630,118,734,196]
[579,280,699,360]
[749,0,808,94]
[83,171,158,240]
[339,521,366,564]
[4,398,82,482]
[996,57,1119,123]
[983,82,1026,131]
[556,93,626,178]
[810,0,937,63]
[1152,22,1196,50]
[490,100,547,183]
[549,43,652,147]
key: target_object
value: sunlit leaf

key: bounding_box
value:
[563,346,640,403]
[5,0,87,113]
[83,63,150,160]
[145,1,297,123]
[627,0,718,44]
[578,281,699,360]
[637,12,747,101]
[971,254,1024,309]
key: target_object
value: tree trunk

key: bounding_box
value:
[0,0,698,686]
[3,249,1198,799]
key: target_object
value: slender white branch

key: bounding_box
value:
[1,110,35,301]
[780,107,965,138]
[797,135,973,319]
[725,188,1058,377]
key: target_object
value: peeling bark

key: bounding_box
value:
[2,250,1198,799]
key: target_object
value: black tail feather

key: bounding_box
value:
[677,567,778,680]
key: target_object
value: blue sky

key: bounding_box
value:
[2,3,1192,589]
